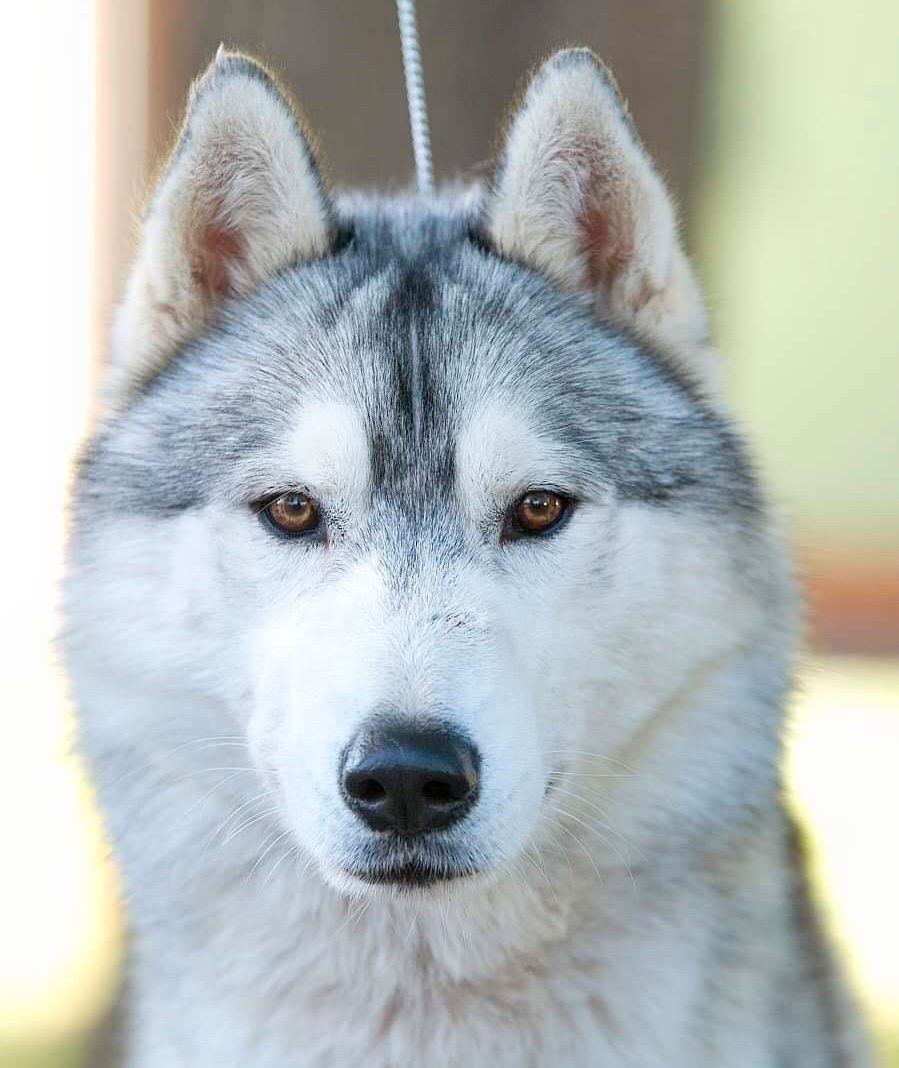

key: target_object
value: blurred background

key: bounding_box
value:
[3,1,897,1064]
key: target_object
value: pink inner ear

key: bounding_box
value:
[581,191,659,314]
[581,197,633,291]
[190,216,247,300]
[566,136,635,294]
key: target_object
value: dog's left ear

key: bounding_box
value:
[108,50,335,405]
[486,50,717,390]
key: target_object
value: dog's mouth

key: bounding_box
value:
[342,834,482,889]
[347,858,478,887]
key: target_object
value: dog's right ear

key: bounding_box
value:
[107,50,334,405]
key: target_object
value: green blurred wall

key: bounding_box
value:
[699,0,899,554]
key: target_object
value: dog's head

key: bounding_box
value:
[67,51,792,900]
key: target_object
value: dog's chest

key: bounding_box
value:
[130,894,704,1068]
[137,962,627,1067]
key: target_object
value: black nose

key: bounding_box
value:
[341,725,480,835]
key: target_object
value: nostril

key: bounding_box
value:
[355,778,386,803]
[421,779,456,805]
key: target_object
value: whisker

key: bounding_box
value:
[403,905,420,947]
[439,898,450,951]
[555,771,634,779]
[540,826,576,889]
[179,769,253,825]
[165,736,249,757]
[542,813,604,884]
[498,854,535,899]
[107,742,252,790]
[523,843,560,909]
[183,786,276,868]
[262,842,300,889]
[546,750,639,775]
[332,893,373,939]
[220,806,280,846]
[351,898,373,931]
[548,783,646,863]
[215,792,274,843]
[547,803,636,885]
[177,766,256,777]
[246,829,294,885]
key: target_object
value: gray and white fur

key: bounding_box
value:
[65,49,876,1067]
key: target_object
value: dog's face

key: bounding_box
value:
[67,52,780,899]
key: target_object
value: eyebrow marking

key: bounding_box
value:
[284,399,371,505]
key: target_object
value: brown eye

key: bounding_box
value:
[507,490,571,539]
[262,492,321,536]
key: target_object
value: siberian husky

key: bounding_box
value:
[65,48,875,1067]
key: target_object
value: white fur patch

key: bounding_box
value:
[455,400,588,515]
[285,399,371,508]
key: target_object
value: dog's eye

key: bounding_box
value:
[504,490,572,541]
[260,492,321,537]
